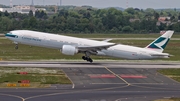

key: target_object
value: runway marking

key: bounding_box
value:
[0,84,130,101]
[115,96,148,101]
[88,74,147,79]
[91,83,127,84]
[91,83,167,85]
[94,84,130,91]
[89,74,116,78]
[24,90,84,101]
[1,85,178,101]
[131,84,180,90]
[127,83,167,85]
[104,67,131,85]
[115,95,180,101]
[22,84,129,101]
[0,93,25,101]
[120,74,147,78]
[23,84,130,101]
[62,70,75,89]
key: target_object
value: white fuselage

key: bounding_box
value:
[6,30,169,60]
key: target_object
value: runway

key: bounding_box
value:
[0,61,180,68]
[0,61,180,101]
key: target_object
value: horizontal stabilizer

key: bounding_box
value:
[102,39,112,42]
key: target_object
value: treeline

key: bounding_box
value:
[1,7,180,33]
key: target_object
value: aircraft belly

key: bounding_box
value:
[114,50,139,59]
[104,49,152,60]
[44,40,63,49]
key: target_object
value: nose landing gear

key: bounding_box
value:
[15,44,18,49]
[13,42,18,50]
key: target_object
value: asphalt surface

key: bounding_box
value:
[0,61,180,101]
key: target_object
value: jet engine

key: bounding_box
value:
[61,45,78,55]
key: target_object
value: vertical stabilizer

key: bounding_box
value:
[145,30,174,53]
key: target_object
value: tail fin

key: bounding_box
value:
[145,30,174,53]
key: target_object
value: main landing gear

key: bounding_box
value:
[82,52,93,63]
[82,56,93,63]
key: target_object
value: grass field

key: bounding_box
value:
[0,67,71,88]
[154,97,180,101]
[158,69,180,82]
[0,33,180,61]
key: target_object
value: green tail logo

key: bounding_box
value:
[145,30,174,53]
[147,37,170,50]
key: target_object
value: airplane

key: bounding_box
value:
[5,30,174,63]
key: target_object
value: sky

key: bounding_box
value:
[0,0,180,9]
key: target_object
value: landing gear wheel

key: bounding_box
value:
[82,52,93,63]
[15,45,18,50]
[89,58,93,63]
[82,56,93,63]
[86,58,90,61]
[82,56,86,60]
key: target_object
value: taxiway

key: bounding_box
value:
[0,61,180,101]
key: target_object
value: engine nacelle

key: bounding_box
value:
[61,45,78,55]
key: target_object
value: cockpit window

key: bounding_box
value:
[5,32,18,38]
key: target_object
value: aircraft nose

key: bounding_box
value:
[5,33,11,37]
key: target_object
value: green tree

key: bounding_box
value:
[122,26,133,33]
[4,10,9,17]
[67,17,76,31]
[29,16,37,29]
[158,23,166,30]
[0,11,2,16]
[22,18,29,28]
[170,16,175,21]
[154,12,159,20]
[0,16,13,31]
[178,13,180,20]
[125,8,135,15]
[35,10,40,18]
[131,20,141,31]
[172,22,180,32]
[1,7,180,33]
[29,10,33,17]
